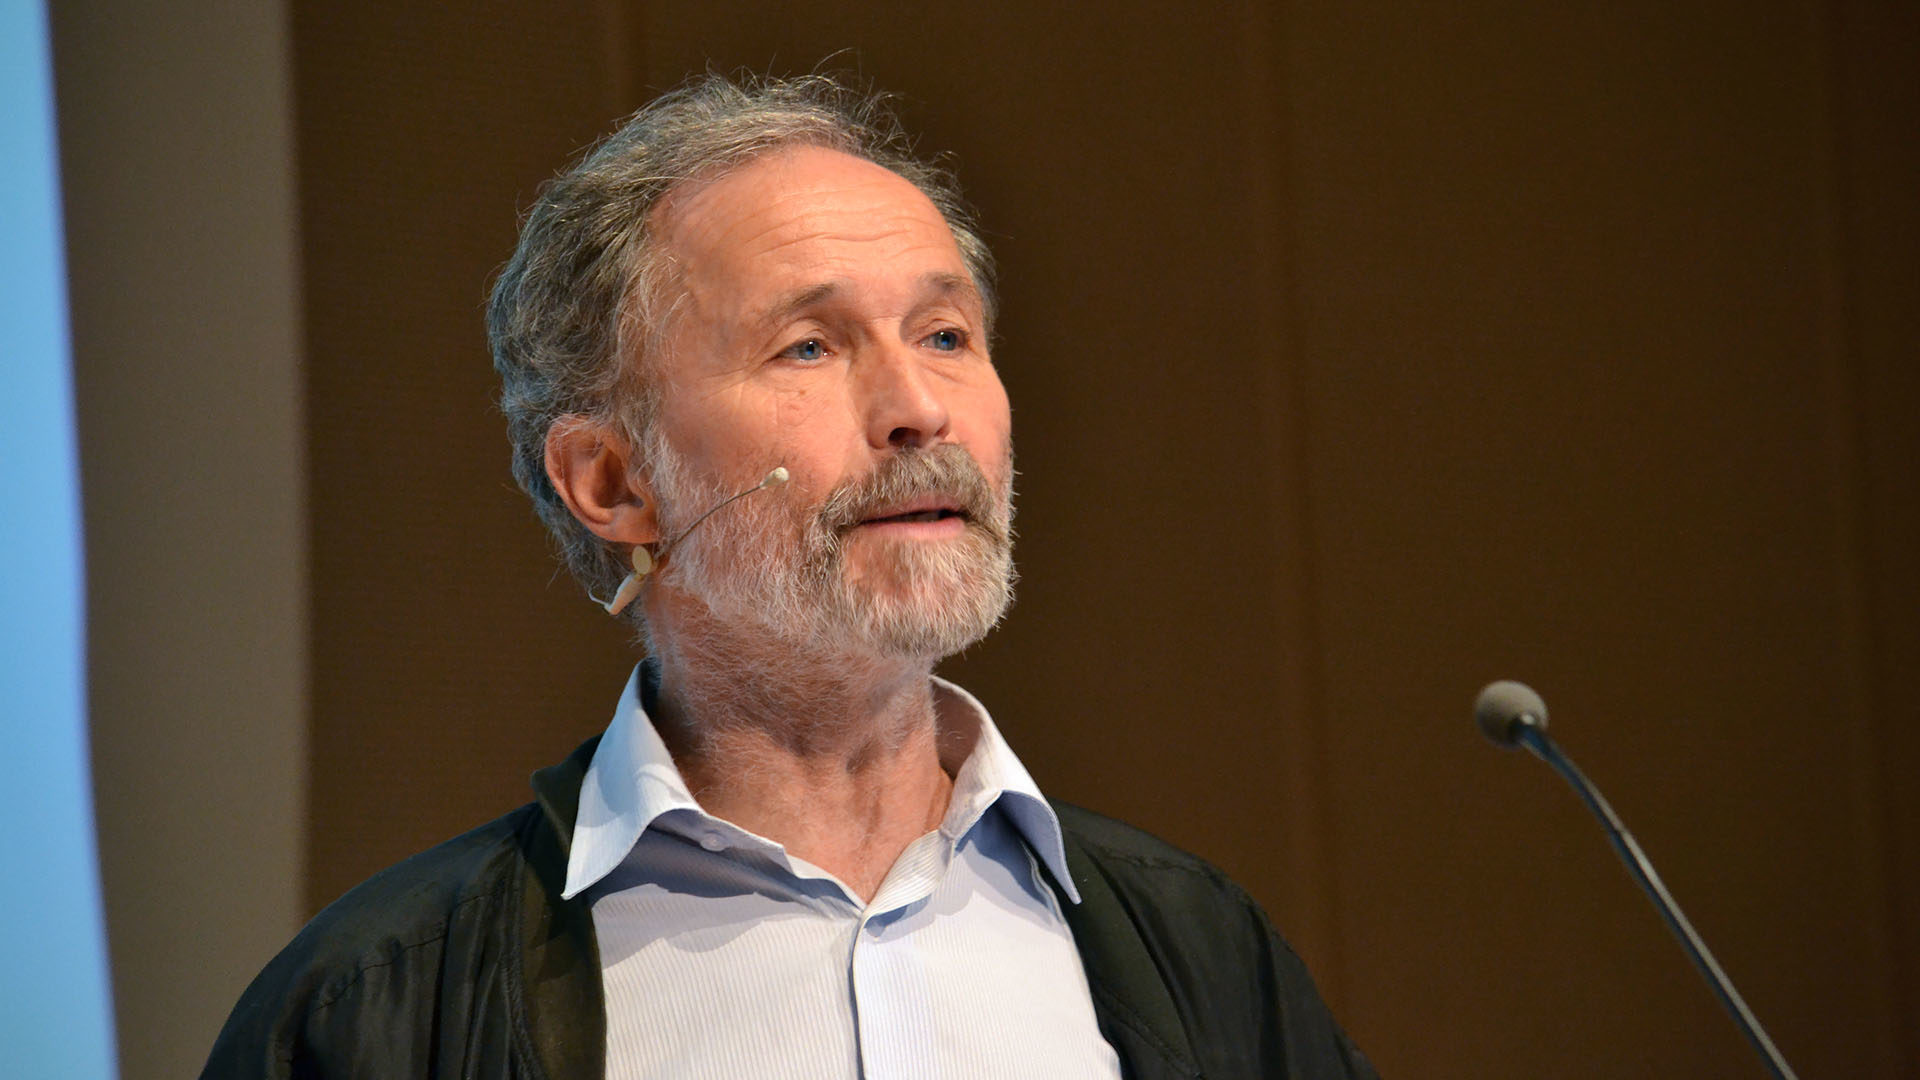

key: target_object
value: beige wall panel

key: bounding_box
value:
[53,2,308,1076]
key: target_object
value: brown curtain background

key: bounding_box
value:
[70,1,1919,1077]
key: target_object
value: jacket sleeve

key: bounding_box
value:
[198,819,534,1079]
[1250,901,1380,1080]
[199,963,304,1079]
[1163,868,1380,1079]
[200,928,452,1078]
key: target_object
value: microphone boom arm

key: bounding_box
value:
[1514,724,1800,1080]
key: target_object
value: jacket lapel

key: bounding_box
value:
[1053,817,1204,1080]
[523,735,607,1080]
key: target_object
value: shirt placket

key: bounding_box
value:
[848,830,955,1080]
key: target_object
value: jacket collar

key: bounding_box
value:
[521,735,605,1080]
[530,733,599,852]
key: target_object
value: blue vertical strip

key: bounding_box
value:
[0,0,120,1076]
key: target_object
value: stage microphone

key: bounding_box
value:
[1474,679,1548,747]
[1474,681,1800,1080]
[600,466,789,616]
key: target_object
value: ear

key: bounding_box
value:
[544,417,660,546]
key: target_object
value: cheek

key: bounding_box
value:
[763,384,859,493]
[960,379,1013,463]
[660,371,819,470]
[772,386,823,437]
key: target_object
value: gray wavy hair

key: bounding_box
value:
[487,72,998,612]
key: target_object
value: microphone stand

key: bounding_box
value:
[1514,724,1800,1080]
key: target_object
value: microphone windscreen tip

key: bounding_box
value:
[763,466,789,487]
[1475,680,1549,747]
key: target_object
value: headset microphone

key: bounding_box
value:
[601,466,789,616]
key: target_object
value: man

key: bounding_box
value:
[204,73,1377,1079]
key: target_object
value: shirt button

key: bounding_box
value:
[698,832,726,852]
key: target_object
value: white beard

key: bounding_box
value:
[645,434,1016,661]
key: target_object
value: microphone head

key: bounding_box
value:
[1475,680,1549,748]
[761,466,789,489]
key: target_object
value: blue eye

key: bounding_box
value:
[926,328,963,352]
[781,338,826,362]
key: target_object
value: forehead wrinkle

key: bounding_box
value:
[675,208,940,317]
[672,158,949,259]
[751,281,843,334]
[700,226,966,335]
[727,190,943,254]
[671,160,933,260]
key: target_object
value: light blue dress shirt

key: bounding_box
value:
[564,666,1124,1080]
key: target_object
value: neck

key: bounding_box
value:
[643,594,956,900]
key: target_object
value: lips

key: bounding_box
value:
[858,499,968,527]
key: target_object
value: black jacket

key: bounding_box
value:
[203,736,1378,1079]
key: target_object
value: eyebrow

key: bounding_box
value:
[749,272,982,333]
[920,272,982,313]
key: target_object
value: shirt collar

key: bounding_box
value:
[562,663,1078,904]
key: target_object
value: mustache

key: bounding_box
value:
[815,444,1009,542]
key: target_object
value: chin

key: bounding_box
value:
[841,601,1007,661]
[831,532,1014,659]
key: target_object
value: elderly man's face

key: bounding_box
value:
[642,145,1014,657]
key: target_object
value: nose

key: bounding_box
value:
[860,343,950,451]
